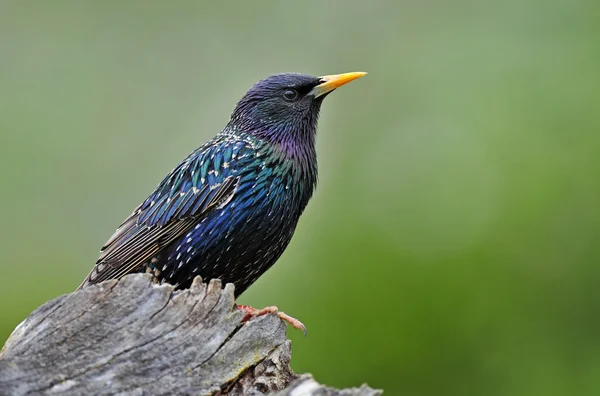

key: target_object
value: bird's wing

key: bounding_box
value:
[78,136,251,289]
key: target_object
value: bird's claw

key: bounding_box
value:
[238,304,307,336]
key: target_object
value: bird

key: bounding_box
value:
[78,71,366,333]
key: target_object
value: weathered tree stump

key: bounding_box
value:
[0,274,380,395]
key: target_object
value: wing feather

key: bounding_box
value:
[77,137,247,290]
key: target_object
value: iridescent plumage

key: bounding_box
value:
[79,72,365,297]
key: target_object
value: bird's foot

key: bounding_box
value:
[237,304,306,336]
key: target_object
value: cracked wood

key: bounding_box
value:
[0,274,381,395]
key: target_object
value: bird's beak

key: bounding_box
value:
[310,71,367,98]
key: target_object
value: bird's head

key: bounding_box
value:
[228,72,366,154]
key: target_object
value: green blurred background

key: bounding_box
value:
[1,1,599,394]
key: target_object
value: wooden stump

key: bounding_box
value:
[0,274,380,395]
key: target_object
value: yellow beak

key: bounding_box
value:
[310,71,367,98]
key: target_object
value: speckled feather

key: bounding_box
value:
[79,73,327,296]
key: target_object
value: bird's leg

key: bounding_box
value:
[237,304,307,336]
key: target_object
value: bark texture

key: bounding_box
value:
[0,274,381,395]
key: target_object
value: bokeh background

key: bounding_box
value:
[1,1,599,395]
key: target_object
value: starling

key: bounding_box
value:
[78,71,366,332]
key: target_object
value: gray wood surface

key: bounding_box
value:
[0,274,380,395]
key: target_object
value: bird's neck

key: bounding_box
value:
[224,124,319,208]
[275,135,318,188]
[229,123,317,176]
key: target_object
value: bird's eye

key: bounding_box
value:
[282,89,299,101]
